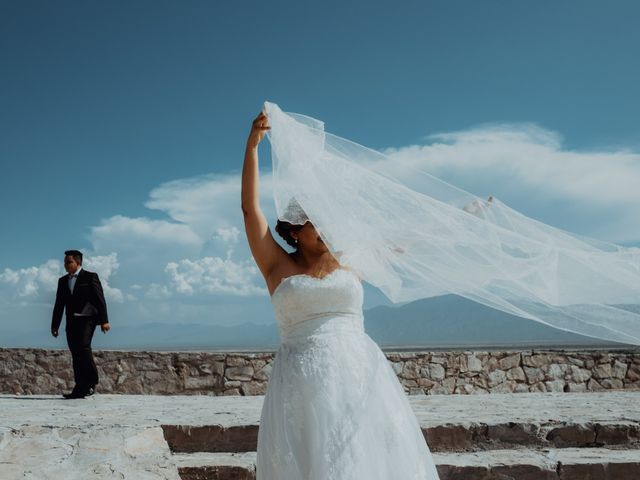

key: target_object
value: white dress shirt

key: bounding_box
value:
[68,267,83,294]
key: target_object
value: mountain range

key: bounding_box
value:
[5,294,625,350]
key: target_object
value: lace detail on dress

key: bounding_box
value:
[256,269,439,479]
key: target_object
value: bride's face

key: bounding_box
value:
[295,223,328,254]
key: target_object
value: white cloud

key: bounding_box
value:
[89,216,204,285]
[91,215,203,251]
[215,226,241,244]
[0,254,124,304]
[166,257,265,296]
[381,123,640,205]
[143,283,172,300]
[159,223,266,298]
[377,123,640,242]
[144,173,276,240]
[0,259,60,301]
[89,175,272,299]
[83,253,124,303]
[86,172,278,287]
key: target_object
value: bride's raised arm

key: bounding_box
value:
[241,112,289,282]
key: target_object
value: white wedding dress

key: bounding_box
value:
[256,268,440,479]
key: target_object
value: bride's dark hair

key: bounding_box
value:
[275,220,306,248]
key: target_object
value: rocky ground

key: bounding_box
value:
[1,392,639,479]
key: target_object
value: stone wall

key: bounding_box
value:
[1,348,639,396]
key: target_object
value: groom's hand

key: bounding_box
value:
[100,322,111,333]
[51,329,58,338]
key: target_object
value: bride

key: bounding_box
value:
[242,111,441,479]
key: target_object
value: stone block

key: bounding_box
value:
[487,423,540,447]
[489,381,517,393]
[545,380,565,392]
[627,364,640,382]
[569,365,591,383]
[544,363,567,380]
[507,367,526,381]
[226,356,247,367]
[487,369,506,387]
[418,378,436,389]
[523,354,553,368]
[547,423,596,447]
[486,357,499,372]
[402,360,420,379]
[600,378,624,390]
[212,361,225,377]
[226,366,254,382]
[441,377,456,393]
[250,359,266,370]
[241,381,267,396]
[492,464,557,480]
[524,367,545,384]
[499,354,521,370]
[595,422,640,445]
[558,463,605,480]
[567,356,585,367]
[185,376,218,390]
[435,465,489,480]
[565,382,587,392]
[459,355,468,373]
[222,388,241,396]
[607,463,640,480]
[592,363,612,379]
[466,355,482,372]
[587,378,604,391]
[612,360,628,379]
[455,384,475,394]
[253,363,272,381]
[430,364,446,381]
[425,425,473,451]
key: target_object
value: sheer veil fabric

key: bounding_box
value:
[263,101,640,345]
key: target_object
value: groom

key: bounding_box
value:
[51,250,110,399]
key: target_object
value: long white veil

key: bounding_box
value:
[264,101,640,345]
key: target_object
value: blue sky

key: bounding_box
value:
[1,1,639,346]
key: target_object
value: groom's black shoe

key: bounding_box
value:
[62,389,87,399]
[85,386,95,397]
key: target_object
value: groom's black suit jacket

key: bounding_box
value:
[51,269,109,332]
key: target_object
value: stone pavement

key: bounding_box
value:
[1,392,639,479]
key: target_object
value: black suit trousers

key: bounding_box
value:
[65,317,98,391]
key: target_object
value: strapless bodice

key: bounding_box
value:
[270,269,364,343]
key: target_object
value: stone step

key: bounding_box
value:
[155,392,640,454]
[162,420,640,454]
[175,452,255,480]
[172,448,640,480]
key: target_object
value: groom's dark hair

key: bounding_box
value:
[64,250,83,265]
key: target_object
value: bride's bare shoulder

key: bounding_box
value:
[267,253,303,294]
